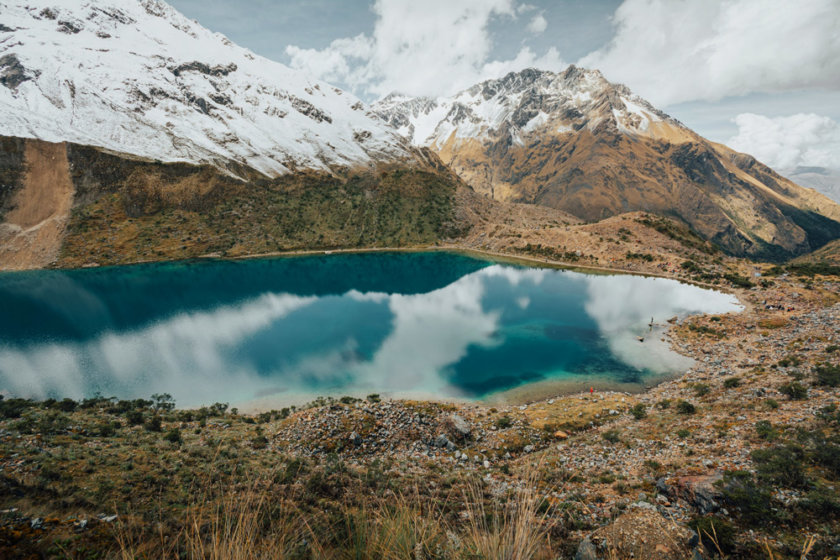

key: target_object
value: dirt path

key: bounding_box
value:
[0,140,74,270]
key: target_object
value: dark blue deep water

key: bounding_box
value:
[0,252,740,406]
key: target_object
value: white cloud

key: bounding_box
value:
[727,113,840,170]
[579,0,840,106]
[284,0,566,98]
[527,14,547,34]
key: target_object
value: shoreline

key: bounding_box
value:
[0,245,747,411]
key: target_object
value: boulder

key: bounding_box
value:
[658,473,723,515]
[575,508,700,560]
[447,414,471,440]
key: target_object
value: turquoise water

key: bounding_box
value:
[0,252,740,406]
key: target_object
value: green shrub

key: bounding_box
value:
[825,345,839,354]
[751,444,807,488]
[801,487,840,515]
[693,383,710,397]
[779,382,808,400]
[366,394,381,403]
[764,398,779,410]
[494,416,512,429]
[629,403,647,420]
[777,355,801,368]
[126,410,145,426]
[723,377,741,389]
[689,516,737,555]
[754,420,778,441]
[723,273,754,288]
[676,400,696,414]
[145,415,163,432]
[164,428,182,444]
[98,421,120,438]
[676,428,691,439]
[56,398,78,412]
[816,404,840,425]
[602,429,620,443]
[812,441,840,476]
[814,363,840,387]
[655,399,671,410]
[718,471,777,525]
[0,397,35,419]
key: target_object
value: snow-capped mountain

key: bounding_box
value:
[0,0,414,177]
[373,66,689,151]
[373,66,840,260]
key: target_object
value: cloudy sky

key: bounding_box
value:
[168,0,840,171]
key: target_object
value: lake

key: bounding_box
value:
[0,252,741,407]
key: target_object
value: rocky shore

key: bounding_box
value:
[0,260,838,558]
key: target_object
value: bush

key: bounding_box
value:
[602,429,620,443]
[56,398,78,412]
[723,377,741,389]
[164,428,182,444]
[126,410,145,426]
[812,441,840,476]
[689,516,737,555]
[494,416,512,429]
[751,444,807,488]
[764,398,779,409]
[801,487,840,515]
[754,420,778,441]
[723,273,754,288]
[693,383,710,397]
[718,471,777,525]
[98,421,119,438]
[629,403,647,420]
[777,355,802,368]
[366,394,381,403]
[676,400,696,414]
[0,397,35,419]
[676,428,691,439]
[814,363,840,387]
[779,382,808,400]
[655,399,671,410]
[145,415,163,432]
[816,404,840,425]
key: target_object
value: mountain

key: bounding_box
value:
[0,0,465,270]
[373,67,840,260]
[0,0,417,177]
[782,167,840,205]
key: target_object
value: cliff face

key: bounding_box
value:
[374,67,840,261]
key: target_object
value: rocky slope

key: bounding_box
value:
[0,136,465,269]
[374,67,840,261]
[0,0,417,177]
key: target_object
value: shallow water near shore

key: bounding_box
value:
[0,252,741,407]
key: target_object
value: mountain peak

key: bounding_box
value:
[372,64,680,148]
[0,0,415,176]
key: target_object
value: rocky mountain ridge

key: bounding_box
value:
[374,67,840,261]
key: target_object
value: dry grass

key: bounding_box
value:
[114,471,554,560]
[460,475,553,560]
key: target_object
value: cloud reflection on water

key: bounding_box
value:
[0,264,741,406]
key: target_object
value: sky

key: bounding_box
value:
[168,0,840,171]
